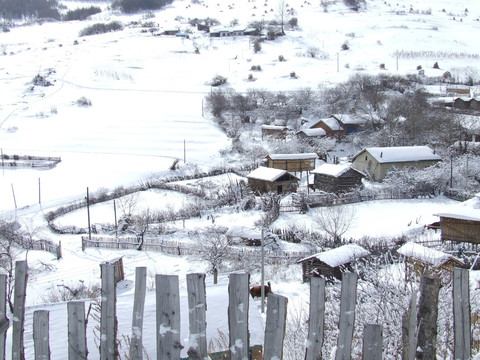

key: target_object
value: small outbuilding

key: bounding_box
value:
[265,153,318,173]
[351,145,441,182]
[247,166,299,194]
[397,242,464,284]
[433,193,480,247]
[260,125,288,140]
[311,163,364,193]
[297,244,370,282]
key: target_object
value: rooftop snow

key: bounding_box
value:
[267,153,318,160]
[331,114,367,125]
[298,244,370,267]
[434,193,480,221]
[247,166,292,182]
[312,163,351,177]
[321,118,344,131]
[397,242,461,267]
[297,128,326,137]
[356,146,441,163]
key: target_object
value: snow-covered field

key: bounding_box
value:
[1,0,480,358]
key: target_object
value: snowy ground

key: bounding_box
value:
[1,0,480,358]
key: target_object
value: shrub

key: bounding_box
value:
[417,65,422,70]
[433,61,439,69]
[250,65,262,71]
[253,39,261,53]
[248,74,254,81]
[79,21,124,36]
[76,96,92,106]
[63,6,101,21]
[278,54,286,62]
[290,71,297,78]
[341,42,349,50]
[288,17,298,29]
[210,74,227,87]
[379,63,385,69]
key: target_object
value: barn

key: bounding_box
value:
[264,153,318,173]
[297,244,370,282]
[351,145,441,182]
[247,166,299,194]
[311,163,364,193]
[433,193,480,247]
[397,242,464,284]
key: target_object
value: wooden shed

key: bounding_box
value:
[265,153,318,173]
[397,242,464,284]
[434,194,480,246]
[247,166,299,194]
[297,244,370,282]
[311,163,364,193]
[307,117,346,137]
[260,125,288,140]
[351,145,441,182]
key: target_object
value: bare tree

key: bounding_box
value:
[195,227,232,284]
[116,192,139,219]
[131,209,152,250]
[276,0,289,35]
[0,218,22,312]
[314,205,356,244]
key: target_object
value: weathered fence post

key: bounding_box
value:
[305,277,325,360]
[156,274,182,360]
[56,241,62,260]
[12,260,27,360]
[417,276,440,360]
[335,272,358,360]
[263,293,288,360]
[362,324,382,360]
[228,273,250,360]
[0,274,9,360]
[186,273,207,360]
[401,291,418,360]
[453,268,471,360]
[100,263,117,360]
[129,267,147,360]
[67,301,88,360]
[33,310,50,360]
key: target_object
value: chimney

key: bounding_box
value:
[380,152,383,158]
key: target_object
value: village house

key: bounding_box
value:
[247,166,299,194]
[305,117,346,137]
[296,128,327,142]
[330,114,368,134]
[264,153,318,174]
[297,244,370,282]
[260,125,289,140]
[311,163,365,193]
[351,145,442,182]
[433,193,480,249]
[397,242,464,284]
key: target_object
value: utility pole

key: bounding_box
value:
[38,177,41,204]
[113,199,118,238]
[261,228,265,313]
[86,187,91,241]
[184,139,186,163]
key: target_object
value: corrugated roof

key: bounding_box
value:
[354,146,441,163]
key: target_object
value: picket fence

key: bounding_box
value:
[81,235,311,264]
[0,260,473,360]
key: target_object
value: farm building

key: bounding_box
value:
[247,166,299,194]
[264,153,318,173]
[306,117,346,137]
[330,114,368,134]
[397,242,464,284]
[433,193,480,247]
[296,128,326,141]
[297,244,370,282]
[260,125,289,140]
[311,163,364,193]
[351,145,441,182]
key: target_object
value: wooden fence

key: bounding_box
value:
[0,261,474,360]
[81,235,311,264]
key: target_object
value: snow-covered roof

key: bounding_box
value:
[354,146,441,163]
[331,114,367,125]
[260,125,287,130]
[434,193,480,221]
[247,166,297,182]
[267,153,318,160]
[397,242,462,267]
[312,163,352,177]
[298,244,370,267]
[226,226,262,240]
[297,128,326,137]
[321,118,344,131]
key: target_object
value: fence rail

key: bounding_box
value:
[1,262,474,359]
